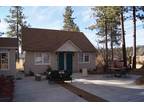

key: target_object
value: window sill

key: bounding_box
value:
[79,62,90,64]
[34,63,50,65]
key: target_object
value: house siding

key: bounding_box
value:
[24,51,96,74]
[0,49,16,76]
[24,52,58,74]
[73,53,78,72]
[24,52,46,74]
[77,53,96,72]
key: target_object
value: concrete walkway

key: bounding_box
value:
[71,73,144,102]
[14,73,144,102]
[13,77,86,102]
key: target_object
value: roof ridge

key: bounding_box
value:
[25,27,83,34]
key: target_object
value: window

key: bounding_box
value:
[79,53,83,63]
[43,53,49,64]
[0,52,9,70]
[79,53,90,63]
[84,54,89,62]
[35,53,50,65]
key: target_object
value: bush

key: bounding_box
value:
[47,70,72,82]
[0,75,14,101]
[29,70,34,76]
[25,70,34,76]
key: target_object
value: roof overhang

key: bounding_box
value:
[0,47,18,50]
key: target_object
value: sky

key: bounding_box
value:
[0,6,144,48]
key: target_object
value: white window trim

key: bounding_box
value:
[34,52,51,65]
[78,53,90,64]
[0,51,9,71]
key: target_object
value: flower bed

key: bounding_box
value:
[0,75,14,102]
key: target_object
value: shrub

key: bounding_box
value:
[28,70,34,76]
[0,75,14,101]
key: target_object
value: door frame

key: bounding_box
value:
[58,52,73,73]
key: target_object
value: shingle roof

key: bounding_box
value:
[0,38,18,48]
[22,28,96,52]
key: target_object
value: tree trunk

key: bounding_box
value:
[105,20,108,72]
[16,6,19,62]
[132,6,136,69]
[120,7,127,67]
[110,26,114,61]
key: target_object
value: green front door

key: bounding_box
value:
[58,52,73,73]
[66,52,73,74]
[58,52,64,70]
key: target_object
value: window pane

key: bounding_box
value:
[84,55,89,62]
[0,53,8,69]
[35,53,42,64]
[79,53,83,62]
[43,53,49,64]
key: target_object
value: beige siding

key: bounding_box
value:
[50,53,58,70]
[73,53,78,72]
[9,49,16,75]
[24,52,58,74]
[0,49,16,76]
[24,51,96,74]
[77,53,96,72]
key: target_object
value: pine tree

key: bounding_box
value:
[120,6,127,67]
[89,6,122,70]
[0,19,4,36]
[5,6,29,46]
[5,6,29,60]
[63,6,80,32]
[132,6,137,69]
[126,6,144,68]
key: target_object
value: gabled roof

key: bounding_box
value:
[22,28,96,52]
[56,40,81,52]
[0,38,18,48]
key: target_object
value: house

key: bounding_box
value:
[22,28,97,74]
[0,38,17,76]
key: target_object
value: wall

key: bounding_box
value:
[24,52,58,74]
[76,53,96,72]
[0,49,16,76]
[24,51,96,74]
